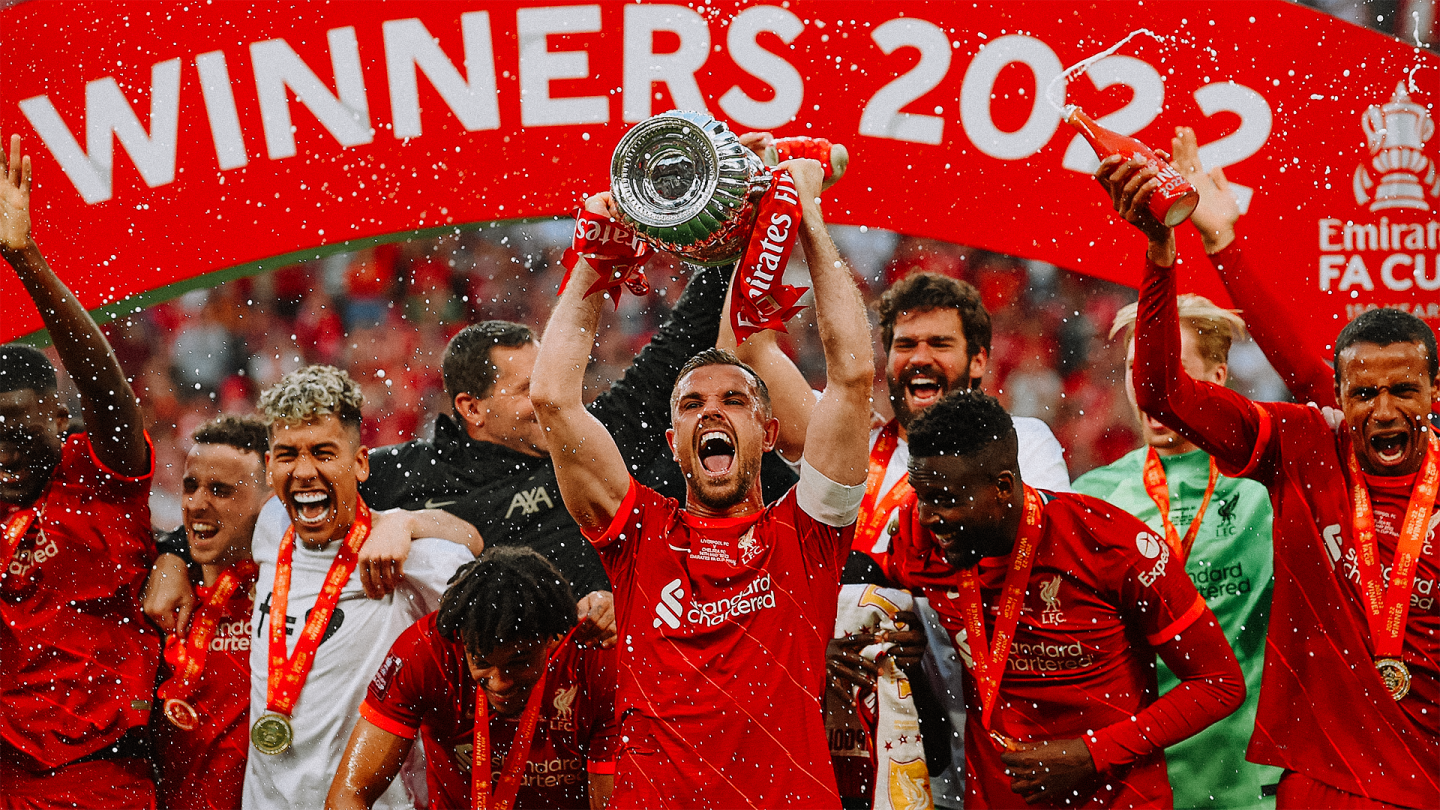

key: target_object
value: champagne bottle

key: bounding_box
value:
[1065,105,1198,227]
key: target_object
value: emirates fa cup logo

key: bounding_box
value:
[1354,82,1440,211]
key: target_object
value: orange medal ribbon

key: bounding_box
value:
[855,421,914,557]
[0,508,37,570]
[955,486,1043,739]
[1142,448,1219,562]
[472,628,578,810]
[160,559,260,703]
[1345,434,1440,662]
[265,500,372,717]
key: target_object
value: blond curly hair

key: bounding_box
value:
[257,365,364,432]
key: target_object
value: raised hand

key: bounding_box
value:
[775,157,825,209]
[0,134,33,253]
[574,590,617,649]
[1171,127,1240,254]
[1095,153,1177,265]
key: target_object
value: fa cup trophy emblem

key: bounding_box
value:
[1354,82,1440,211]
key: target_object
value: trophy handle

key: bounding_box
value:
[1362,107,1385,151]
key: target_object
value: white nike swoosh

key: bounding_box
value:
[425,498,458,509]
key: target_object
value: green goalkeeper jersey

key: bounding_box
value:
[1075,447,1282,809]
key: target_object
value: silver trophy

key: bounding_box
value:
[610,111,772,266]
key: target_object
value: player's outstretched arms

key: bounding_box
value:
[1096,154,1265,472]
[530,194,630,531]
[0,134,148,477]
[789,159,872,487]
[326,718,414,810]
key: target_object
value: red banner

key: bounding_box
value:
[1,1,1435,360]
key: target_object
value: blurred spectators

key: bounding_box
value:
[74,220,1288,528]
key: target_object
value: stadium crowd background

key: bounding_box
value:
[71,223,1289,530]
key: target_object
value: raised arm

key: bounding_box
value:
[530,195,631,530]
[1096,154,1268,473]
[717,269,813,464]
[789,160,873,485]
[1171,127,1336,408]
[0,135,148,476]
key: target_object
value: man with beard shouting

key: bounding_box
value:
[531,158,872,808]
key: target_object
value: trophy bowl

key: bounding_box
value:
[610,111,772,266]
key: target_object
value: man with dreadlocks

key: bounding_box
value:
[327,547,618,809]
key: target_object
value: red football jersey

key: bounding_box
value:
[361,613,618,810]
[1229,403,1439,808]
[890,491,1207,809]
[587,479,849,809]
[153,585,254,810]
[0,433,159,768]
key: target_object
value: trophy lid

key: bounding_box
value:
[611,111,724,229]
[609,111,770,264]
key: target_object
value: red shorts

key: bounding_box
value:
[1277,771,1413,810]
[0,752,156,810]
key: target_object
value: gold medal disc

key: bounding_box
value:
[1376,658,1411,701]
[163,698,200,731]
[251,713,294,755]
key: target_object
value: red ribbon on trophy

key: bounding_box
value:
[559,209,652,305]
[730,169,809,343]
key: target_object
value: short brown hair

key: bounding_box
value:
[669,348,772,421]
[875,272,991,363]
[193,415,269,458]
[1109,295,1247,369]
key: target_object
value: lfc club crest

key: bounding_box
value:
[1354,82,1440,211]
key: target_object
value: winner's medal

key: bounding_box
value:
[257,502,372,754]
[956,487,1044,752]
[1346,436,1438,703]
[157,559,259,731]
[1376,658,1412,701]
[163,698,200,731]
[251,713,295,755]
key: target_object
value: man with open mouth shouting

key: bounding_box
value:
[532,157,872,808]
[242,366,479,810]
[1103,152,1440,810]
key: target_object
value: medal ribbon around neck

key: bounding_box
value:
[471,626,580,810]
[266,500,372,717]
[1142,448,1219,562]
[1345,433,1440,661]
[955,485,1043,733]
[0,508,37,569]
[160,558,260,704]
[854,420,914,554]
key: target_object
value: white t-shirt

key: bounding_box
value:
[242,498,473,810]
